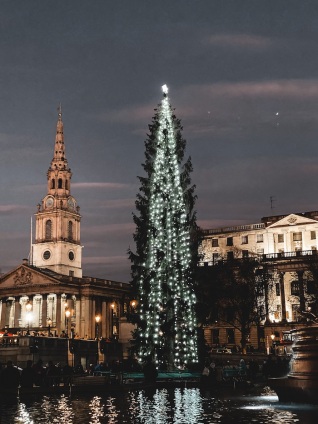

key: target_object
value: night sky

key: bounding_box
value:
[1,1,318,282]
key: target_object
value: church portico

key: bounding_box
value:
[0,264,130,340]
[0,108,133,365]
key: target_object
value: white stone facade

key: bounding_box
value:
[199,211,318,329]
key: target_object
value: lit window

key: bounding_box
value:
[256,234,263,243]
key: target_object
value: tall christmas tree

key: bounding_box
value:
[129,85,199,370]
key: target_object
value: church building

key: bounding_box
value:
[0,109,132,345]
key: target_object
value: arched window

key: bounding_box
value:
[58,178,63,189]
[51,179,55,189]
[65,180,68,190]
[45,220,52,240]
[68,221,73,240]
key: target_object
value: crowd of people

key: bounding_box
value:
[0,359,79,392]
[201,354,291,387]
[0,356,147,393]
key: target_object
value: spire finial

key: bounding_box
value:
[57,103,62,120]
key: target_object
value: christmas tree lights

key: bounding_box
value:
[129,85,199,370]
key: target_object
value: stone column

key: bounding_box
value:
[279,272,287,323]
[101,300,107,338]
[80,296,92,339]
[75,298,81,337]
[0,300,4,328]
[297,270,306,315]
[14,297,20,329]
[56,294,62,336]
[41,295,47,329]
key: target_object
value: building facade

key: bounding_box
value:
[0,109,132,350]
[199,211,318,350]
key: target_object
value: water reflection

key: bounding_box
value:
[89,396,104,424]
[1,387,318,423]
[15,402,33,423]
[54,395,74,423]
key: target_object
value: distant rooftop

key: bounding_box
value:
[202,210,318,236]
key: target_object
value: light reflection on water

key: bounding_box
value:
[1,387,318,423]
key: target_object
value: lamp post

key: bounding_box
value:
[47,318,52,337]
[111,302,117,339]
[271,333,275,354]
[26,300,32,335]
[95,314,101,339]
[65,308,71,338]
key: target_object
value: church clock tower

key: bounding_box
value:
[32,107,82,277]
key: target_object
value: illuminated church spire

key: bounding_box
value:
[129,85,199,370]
[50,103,69,170]
[32,107,82,277]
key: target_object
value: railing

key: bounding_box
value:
[262,250,317,261]
[202,223,265,235]
[0,336,19,347]
[198,250,318,267]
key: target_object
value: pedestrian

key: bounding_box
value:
[46,360,57,386]
[201,362,210,386]
[21,360,35,388]
[239,358,247,377]
[62,363,73,386]
[1,360,20,392]
[32,359,45,386]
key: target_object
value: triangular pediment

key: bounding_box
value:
[267,214,318,229]
[0,264,61,290]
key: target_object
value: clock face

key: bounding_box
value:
[45,197,54,208]
[43,250,51,260]
[67,197,75,210]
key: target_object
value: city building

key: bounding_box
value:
[0,109,132,355]
[199,211,318,351]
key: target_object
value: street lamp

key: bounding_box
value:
[95,314,101,339]
[65,308,71,338]
[47,317,52,336]
[270,333,275,354]
[130,299,138,312]
[111,302,116,339]
[26,300,32,335]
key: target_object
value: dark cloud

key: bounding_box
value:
[1,1,318,281]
